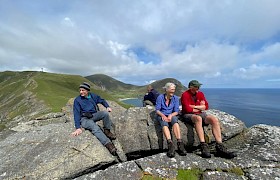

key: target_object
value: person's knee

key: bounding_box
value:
[102,111,109,116]
[207,116,219,125]
[161,122,169,128]
[91,125,102,134]
[172,122,180,129]
[192,115,203,124]
[212,118,220,126]
[171,116,178,126]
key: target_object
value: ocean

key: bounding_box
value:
[121,88,280,127]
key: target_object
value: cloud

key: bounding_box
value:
[232,64,280,80]
[267,79,280,82]
[250,42,280,63]
[62,17,75,27]
[0,0,280,87]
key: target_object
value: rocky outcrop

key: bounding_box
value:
[0,100,279,180]
[76,124,280,180]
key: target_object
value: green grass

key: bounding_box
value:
[140,168,203,180]
[0,71,144,132]
[33,72,126,112]
[177,169,203,180]
[0,123,6,131]
[0,71,128,121]
[141,174,163,180]
[227,167,244,176]
[33,72,82,112]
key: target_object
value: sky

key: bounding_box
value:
[0,0,280,88]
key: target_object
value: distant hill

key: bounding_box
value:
[85,74,187,98]
[0,71,124,131]
[85,74,143,99]
[148,78,187,95]
[85,74,140,91]
[0,71,186,131]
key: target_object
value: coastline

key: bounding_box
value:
[119,97,140,101]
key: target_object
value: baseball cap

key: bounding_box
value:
[188,80,202,88]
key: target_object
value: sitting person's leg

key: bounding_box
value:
[191,114,206,143]
[205,114,236,159]
[183,113,211,158]
[81,118,117,155]
[205,114,222,143]
[171,116,187,156]
[157,115,175,158]
[92,111,116,140]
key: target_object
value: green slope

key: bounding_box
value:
[0,71,186,131]
[85,74,143,99]
[85,74,187,98]
[0,71,127,131]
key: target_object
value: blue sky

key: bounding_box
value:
[0,0,280,88]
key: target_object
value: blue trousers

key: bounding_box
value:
[81,111,112,145]
[156,115,178,128]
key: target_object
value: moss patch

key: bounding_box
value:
[0,123,6,131]
[177,168,203,180]
[227,167,244,176]
[141,174,163,180]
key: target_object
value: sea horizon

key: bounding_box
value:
[121,88,280,128]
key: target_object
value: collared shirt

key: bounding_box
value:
[155,94,180,116]
[181,89,209,114]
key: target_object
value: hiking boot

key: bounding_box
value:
[167,141,175,158]
[105,142,117,156]
[104,129,116,140]
[177,142,187,156]
[215,143,237,159]
[200,142,211,158]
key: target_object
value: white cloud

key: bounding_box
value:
[0,0,280,87]
[160,41,240,76]
[232,64,280,80]
[250,43,280,63]
[62,17,75,27]
[267,79,280,82]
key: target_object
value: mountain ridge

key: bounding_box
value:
[0,71,186,131]
[85,74,187,98]
[0,71,122,131]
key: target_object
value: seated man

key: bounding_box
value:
[143,85,159,106]
[181,80,236,159]
[71,82,117,156]
[156,82,187,158]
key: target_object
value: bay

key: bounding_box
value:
[121,88,280,127]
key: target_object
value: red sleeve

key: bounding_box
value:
[197,92,209,110]
[181,91,209,114]
[181,91,194,114]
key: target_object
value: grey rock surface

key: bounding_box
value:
[0,99,279,180]
[75,161,143,180]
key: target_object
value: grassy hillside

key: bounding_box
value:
[85,74,143,99]
[0,71,129,131]
[149,78,187,95]
[85,74,187,98]
[0,71,186,131]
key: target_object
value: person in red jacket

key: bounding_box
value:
[181,80,236,159]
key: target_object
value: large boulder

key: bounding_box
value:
[76,125,280,180]
[0,99,278,179]
[0,100,126,180]
[115,107,246,154]
[0,122,118,179]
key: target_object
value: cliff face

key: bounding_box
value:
[0,100,279,180]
